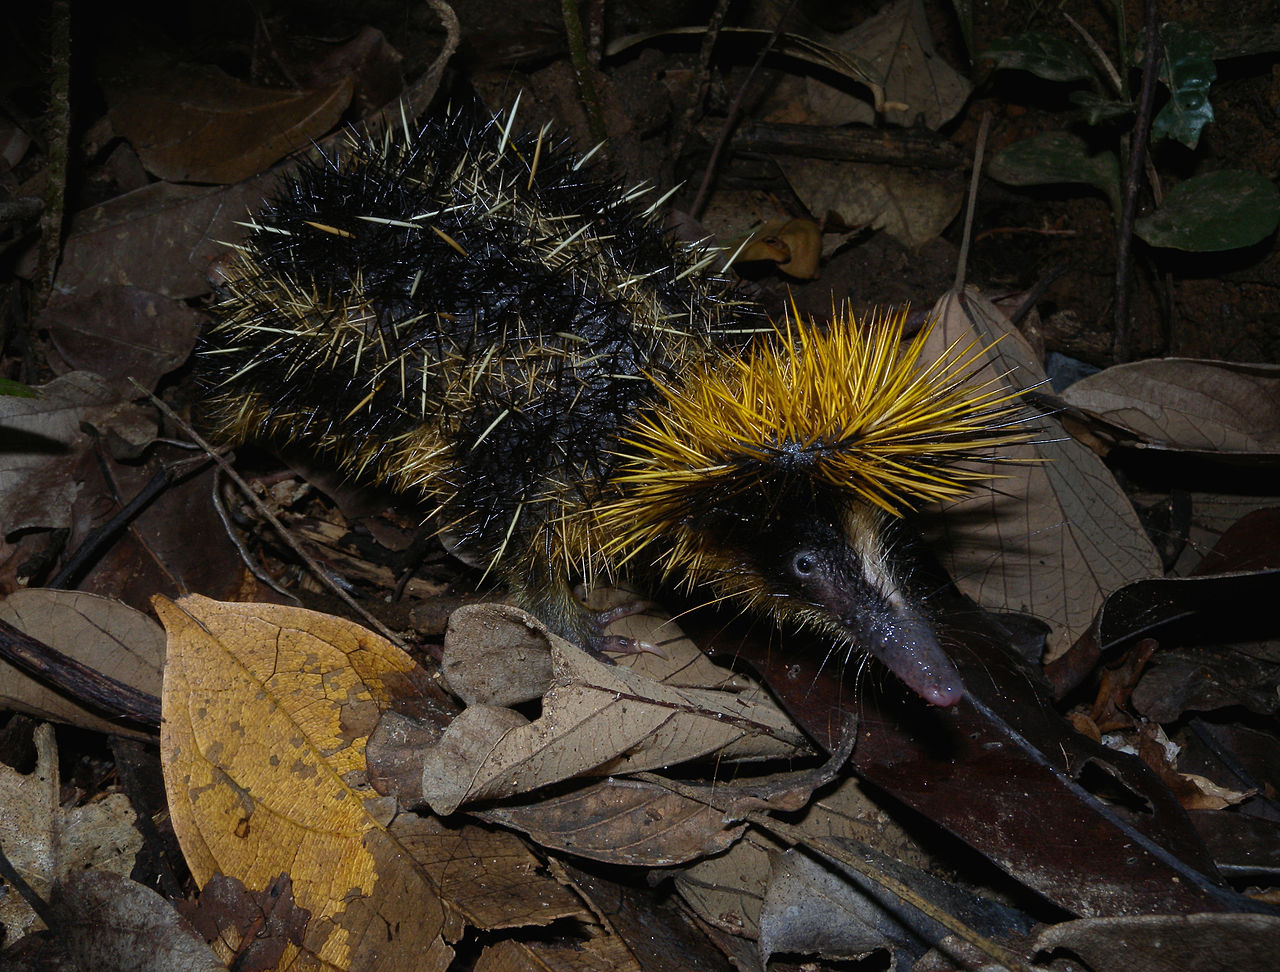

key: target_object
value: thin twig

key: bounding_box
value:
[135,383,406,648]
[210,466,299,601]
[0,618,162,728]
[49,455,209,590]
[0,839,56,929]
[954,111,991,292]
[48,467,170,589]
[1114,0,1163,362]
[1007,262,1070,330]
[1063,12,1124,96]
[691,0,800,219]
[668,0,734,166]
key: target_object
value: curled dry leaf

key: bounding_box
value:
[923,288,1163,657]
[802,0,971,129]
[440,602,555,706]
[480,720,858,869]
[421,604,806,817]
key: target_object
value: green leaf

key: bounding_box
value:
[1135,170,1279,251]
[982,31,1097,83]
[0,378,37,398]
[1151,22,1216,148]
[987,131,1121,214]
[1069,91,1133,126]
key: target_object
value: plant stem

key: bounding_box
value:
[562,0,608,147]
[1114,0,1130,100]
[1114,0,1162,362]
[691,0,799,219]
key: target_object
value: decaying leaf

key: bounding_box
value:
[758,848,925,966]
[179,873,309,972]
[106,53,354,185]
[38,286,201,392]
[156,594,459,970]
[0,723,143,943]
[480,776,748,868]
[155,595,622,970]
[54,177,275,300]
[52,870,224,972]
[0,371,156,535]
[802,0,971,129]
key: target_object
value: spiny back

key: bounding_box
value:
[204,100,761,575]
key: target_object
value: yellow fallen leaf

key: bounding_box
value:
[736,218,822,279]
[155,594,458,971]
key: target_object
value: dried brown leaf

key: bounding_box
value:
[179,873,308,972]
[107,56,353,185]
[157,595,615,970]
[422,605,805,816]
[802,0,971,129]
[924,288,1163,656]
[0,589,163,736]
[782,158,965,248]
[473,935,641,972]
[0,723,142,942]
[385,814,587,931]
[38,286,200,391]
[52,870,224,972]
[1060,359,1280,453]
[758,849,906,966]
[0,372,155,534]
[481,776,747,867]
[674,836,775,939]
[55,178,273,300]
